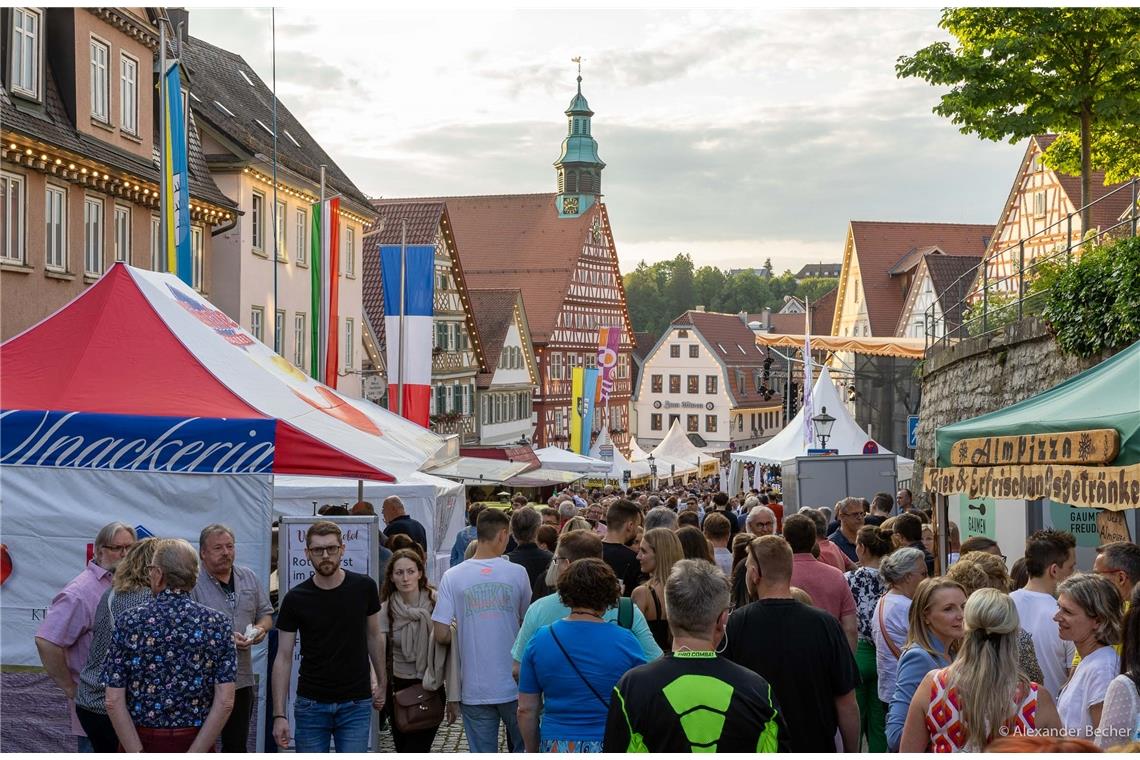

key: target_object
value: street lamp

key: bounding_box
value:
[812,406,836,451]
[648,453,657,490]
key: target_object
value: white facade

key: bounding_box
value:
[479,320,536,445]
[209,169,364,398]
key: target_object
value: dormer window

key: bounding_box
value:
[10,8,42,100]
[239,69,255,87]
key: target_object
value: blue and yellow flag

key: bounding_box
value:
[163,64,191,283]
[569,366,584,453]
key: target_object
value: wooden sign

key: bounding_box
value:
[949,429,1119,467]
[1096,510,1133,544]
[924,461,1140,511]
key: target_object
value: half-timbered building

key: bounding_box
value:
[363,200,486,443]
[468,288,538,445]
[980,134,1135,296]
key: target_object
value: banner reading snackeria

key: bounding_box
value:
[924,462,1140,511]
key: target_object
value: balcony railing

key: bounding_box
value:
[430,413,476,442]
[925,179,1138,355]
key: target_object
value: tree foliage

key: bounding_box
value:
[1042,127,1140,186]
[622,253,838,337]
[896,8,1140,229]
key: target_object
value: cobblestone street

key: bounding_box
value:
[376,718,508,753]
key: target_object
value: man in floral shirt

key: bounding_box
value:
[103,538,237,752]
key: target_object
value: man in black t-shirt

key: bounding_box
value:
[604,559,788,752]
[381,496,428,554]
[601,500,643,596]
[271,521,383,753]
[724,535,860,753]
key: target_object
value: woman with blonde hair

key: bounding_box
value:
[561,516,591,534]
[632,528,684,650]
[1054,573,1123,737]
[900,589,1060,751]
[886,578,967,750]
[75,538,161,752]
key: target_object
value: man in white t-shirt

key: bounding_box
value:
[433,508,531,753]
[1010,529,1077,699]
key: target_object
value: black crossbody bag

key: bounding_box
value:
[548,625,611,709]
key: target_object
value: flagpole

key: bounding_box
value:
[158,21,167,273]
[397,219,407,417]
[270,7,279,353]
[319,165,326,379]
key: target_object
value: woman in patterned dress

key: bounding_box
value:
[844,526,894,752]
[898,589,1061,752]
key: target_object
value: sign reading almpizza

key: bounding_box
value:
[948,429,1119,467]
[924,463,1140,512]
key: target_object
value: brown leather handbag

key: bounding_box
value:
[392,682,444,733]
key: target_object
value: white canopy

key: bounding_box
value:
[588,429,652,482]
[650,421,707,472]
[731,366,913,466]
[627,436,651,462]
[533,446,612,473]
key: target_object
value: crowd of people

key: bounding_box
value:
[33,483,1140,753]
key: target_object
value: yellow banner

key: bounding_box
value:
[924,463,1140,511]
[569,366,584,454]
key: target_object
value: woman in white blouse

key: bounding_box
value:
[1096,583,1139,749]
[872,547,928,705]
[1054,574,1122,738]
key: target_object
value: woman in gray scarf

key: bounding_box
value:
[379,547,447,751]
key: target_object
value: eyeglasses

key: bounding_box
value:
[307,545,342,557]
[103,544,134,553]
[840,512,865,519]
[553,556,571,565]
[1093,568,1122,577]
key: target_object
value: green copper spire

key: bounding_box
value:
[555,57,604,218]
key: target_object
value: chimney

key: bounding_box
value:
[738,310,747,324]
[166,8,189,43]
[694,305,705,312]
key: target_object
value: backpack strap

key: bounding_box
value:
[617,597,634,630]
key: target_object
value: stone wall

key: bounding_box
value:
[913,317,1120,482]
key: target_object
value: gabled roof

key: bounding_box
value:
[1032,135,1134,232]
[669,310,779,408]
[391,193,596,344]
[0,39,234,211]
[811,288,838,336]
[468,288,533,388]
[180,35,372,212]
[795,263,842,278]
[925,254,980,330]
[839,221,993,336]
[632,331,657,364]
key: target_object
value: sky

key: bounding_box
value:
[191,7,1025,275]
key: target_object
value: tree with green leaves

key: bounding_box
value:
[897,8,1140,231]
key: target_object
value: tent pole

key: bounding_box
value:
[397,219,406,417]
[936,492,949,575]
[357,479,363,505]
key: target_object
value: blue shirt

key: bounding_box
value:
[102,589,236,729]
[511,593,663,663]
[519,620,646,742]
[886,637,951,750]
[828,529,859,564]
[450,526,477,567]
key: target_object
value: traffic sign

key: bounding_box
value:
[907,415,919,449]
[862,441,879,455]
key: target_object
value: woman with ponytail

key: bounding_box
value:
[899,588,1060,752]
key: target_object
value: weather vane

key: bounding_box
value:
[572,56,583,78]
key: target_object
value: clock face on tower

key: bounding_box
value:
[562,196,579,215]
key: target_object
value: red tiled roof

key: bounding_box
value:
[367,201,446,244]
[397,194,595,344]
[632,331,657,363]
[468,289,521,387]
[810,288,838,336]
[925,254,980,330]
[768,312,805,334]
[361,233,386,350]
[1033,135,1134,231]
[848,221,993,336]
[670,311,780,408]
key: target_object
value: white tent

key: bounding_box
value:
[272,472,464,580]
[731,366,912,466]
[588,430,652,483]
[533,446,612,473]
[650,421,706,475]
[628,436,651,462]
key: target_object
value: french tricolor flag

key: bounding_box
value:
[380,245,435,428]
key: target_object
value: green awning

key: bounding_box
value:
[935,340,1140,467]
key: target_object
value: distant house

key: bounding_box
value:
[895,252,980,339]
[795,262,842,279]
[728,265,771,278]
[468,288,538,446]
[978,134,1135,297]
[634,310,783,452]
[778,295,805,314]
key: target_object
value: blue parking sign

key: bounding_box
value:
[907,415,919,449]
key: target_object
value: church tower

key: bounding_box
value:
[554,64,605,218]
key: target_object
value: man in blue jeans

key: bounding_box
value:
[434,509,531,752]
[271,521,385,752]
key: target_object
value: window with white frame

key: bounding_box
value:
[293,313,306,367]
[274,309,285,354]
[344,226,355,277]
[250,306,264,342]
[90,38,110,123]
[251,191,264,251]
[345,318,355,369]
[191,225,203,291]
[84,197,104,275]
[113,205,130,262]
[275,200,286,260]
[295,208,307,264]
[10,8,41,99]
[120,53,139,135]
[150,215,162,272]
[2,173,26,263]
[550,352,563,380]
[45,184,66,269]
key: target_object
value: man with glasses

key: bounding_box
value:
[36,521,136,752]
[272,521,384,752]
[828,497,865,564]
[191,524,273,752]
